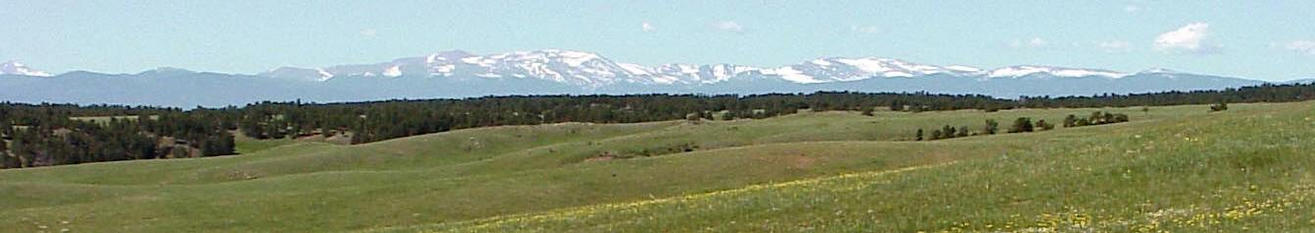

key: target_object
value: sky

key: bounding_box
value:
[2,0,1314,81]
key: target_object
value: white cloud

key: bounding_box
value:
[850,25,879,34]
[712,21,743,33]
[641,22,656,32]
[1154,22,1218,54]
[1097,40,1131,52]
[359,28,378,37]
[1284,40,1315,55]
[1123,5,1140,13]
[1010,37,1047,48]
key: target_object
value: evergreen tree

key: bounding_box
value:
[0,136,13,168]
[1063,115,1077,128]
[1210,101,1228,112]
[983,119,999,134]
[956,126,970,137]
[1009,117,1034,133]
[1113,113,1130,123]
[916,129,924,141]
[942,125,957,139]
[1036,119,1054,131]
[720,111,737,121]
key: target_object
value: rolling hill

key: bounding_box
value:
[1,101,1311,232]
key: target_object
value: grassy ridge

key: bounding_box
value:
[392,102,1315,232]
[1,102,1310,232]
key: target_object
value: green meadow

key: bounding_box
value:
[2,102,1312,232]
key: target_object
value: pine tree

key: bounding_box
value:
[1063,115,1077,128]
[983,119,999,134]
[916,129,924,141]
[1009,117,1034,133]
[1036,119,1054,131]
[1113,113,1130,123]
[720,111,737,121]
[1210,101,1228,112]
[0,135,13,168]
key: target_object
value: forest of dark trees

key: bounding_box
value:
[2,82,1314,169]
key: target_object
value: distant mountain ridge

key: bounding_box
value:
[0,49,1284,107]
[252,49,1153,86]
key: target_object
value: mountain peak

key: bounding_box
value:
[138,67,197,75]
[1,60,53,77]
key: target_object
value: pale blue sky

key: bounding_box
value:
[2,0,1314,81]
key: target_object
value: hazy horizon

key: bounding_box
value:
[4,1,1315,81]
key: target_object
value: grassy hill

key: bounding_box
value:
[2,102,1312,232]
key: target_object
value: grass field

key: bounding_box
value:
[2,102,1312,232]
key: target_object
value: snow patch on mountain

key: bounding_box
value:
[251,50,1184,88]
[987,66,1125,79]
[945,65,983,73]
[762,67,823,83]
[382,65,402,77]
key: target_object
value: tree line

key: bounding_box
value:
[0,108,233,168]
[918,111,1131,141]
[2,82,1313,169]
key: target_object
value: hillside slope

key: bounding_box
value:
[1,102,1311,232]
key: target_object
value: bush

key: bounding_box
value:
[983,119,999,135]
[1008,117,1034,133]
[1210,102,1229,112]
[1063,115,1077,127]
[1113,113,1129,123]
[1036,119,1054,131]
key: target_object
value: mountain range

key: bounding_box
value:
[1,50,1305,107]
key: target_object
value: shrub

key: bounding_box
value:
[1036,119,1054,131]
[942,125,957,139]
[1210,102,1229,112]
[719,111,736,121]
[1063,115,1077,128]
[1009,117,1034,133]
[983,119,999,134]
[1113,113,1129,123]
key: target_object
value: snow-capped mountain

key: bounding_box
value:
[984,65,1125,79]
[263,49,1144,87]
[0,49,1283,107]
[263,50,648,87]
[1,61,52,77]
